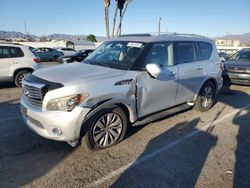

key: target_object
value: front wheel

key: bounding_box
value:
[83,107,128,150]
[194,81,216,112]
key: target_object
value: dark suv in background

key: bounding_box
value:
[58,49,94,64]
[223,48,250,85]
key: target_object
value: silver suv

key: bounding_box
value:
[0,43,41,87]
[20,34,223,149]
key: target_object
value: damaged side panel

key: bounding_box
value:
[136,68,178,118]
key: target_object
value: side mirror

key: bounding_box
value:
[146,64,161,78]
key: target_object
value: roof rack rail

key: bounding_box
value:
[150,32,207,38]
[119,33,152,37]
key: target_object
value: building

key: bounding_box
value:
[215,39,241,46]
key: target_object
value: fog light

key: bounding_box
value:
[52,128,62,136]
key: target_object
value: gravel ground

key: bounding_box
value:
[0,84,250,188]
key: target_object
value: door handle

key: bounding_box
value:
[12,61,19,65]
[168,71,177,76]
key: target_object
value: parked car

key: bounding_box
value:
[218,51,230,62]
[56,47,76,56]
[58,49,94,64]
[34,47,64,62]
[0,42,41,87]
[21,34,223,149]
[222,48,250,85]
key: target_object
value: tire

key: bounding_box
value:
[83,106,128,150]
[53,55,59,61]
[194,81,216,112]
[14,70,30,87]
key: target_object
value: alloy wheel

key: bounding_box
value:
[92,113,123,147]
[201,85,213,108]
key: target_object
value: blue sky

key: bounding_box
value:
[0,0,249,37]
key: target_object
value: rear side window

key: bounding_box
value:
[9,47,24,58]
[0,46,10,58]
[197,42,212,61]
[174,42,195,64]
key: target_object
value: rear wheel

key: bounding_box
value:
[14,70,30,87]
[53,55,59,61]
[194,81,216,112]
[83,107,128,150]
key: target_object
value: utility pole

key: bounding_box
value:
[24,21,27,35]
[158,17,161,35]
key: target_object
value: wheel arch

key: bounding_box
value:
[13,67,34,78]
[77,98,136,143]
[193,77,218,101]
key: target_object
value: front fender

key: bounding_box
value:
[85,97,137,123]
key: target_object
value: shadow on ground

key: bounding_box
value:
[112,85,250,188]
[0,100,73,188]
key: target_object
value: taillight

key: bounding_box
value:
[33,57,41,63]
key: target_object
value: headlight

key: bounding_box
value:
[46,94,88,112]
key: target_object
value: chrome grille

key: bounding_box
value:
[22,81,45,108]
[227,66,250,73]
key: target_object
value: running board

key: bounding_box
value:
[132,104,191,126]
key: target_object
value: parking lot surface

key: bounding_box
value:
[0,84,250,188]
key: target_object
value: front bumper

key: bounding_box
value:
[223,71,250,85]
[20,96,91,142]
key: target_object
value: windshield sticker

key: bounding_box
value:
[127,42,143,48]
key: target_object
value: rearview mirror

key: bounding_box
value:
[146,64,161,78]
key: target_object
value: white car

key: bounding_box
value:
[0,43,41,87]
[56,48,76,56]
[21,34,223,149]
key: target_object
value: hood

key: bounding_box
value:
[225,60,250,67]
[33,63,126,85]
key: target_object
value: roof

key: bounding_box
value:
[109,33,214,44]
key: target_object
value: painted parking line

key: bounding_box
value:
[0,116,21,123]
[86,104,250,188]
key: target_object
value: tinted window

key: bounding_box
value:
[15,47,24,57]
[175,42,195,64]
[144,42,173,67]
[238,52,250,61]
[0,46,10,58]
[197,42,212,61]
[9,47,24,57]
[230,51,250,61]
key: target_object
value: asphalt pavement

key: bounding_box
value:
[0,84,250,188]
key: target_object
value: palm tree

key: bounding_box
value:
[115,0,131,36]
[111,2,119,38]
[104,0,111,39]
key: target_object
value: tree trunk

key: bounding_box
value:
[105,7,110,39]
[111,4,118,38]
[116,0,130,36]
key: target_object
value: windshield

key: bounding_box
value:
[230,50,250,61]
[84,41,145,70]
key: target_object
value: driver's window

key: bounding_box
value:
[144,42,173,67]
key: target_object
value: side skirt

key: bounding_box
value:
[132,103,192,126]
